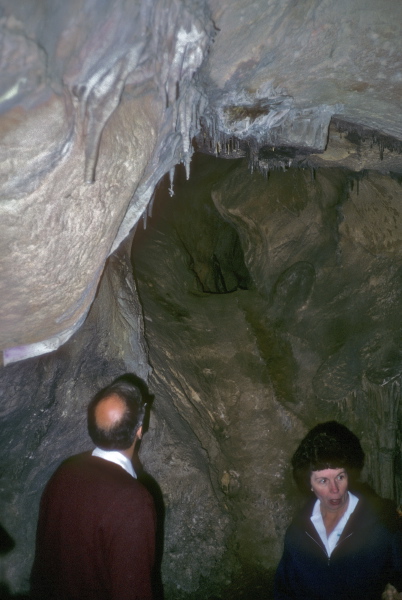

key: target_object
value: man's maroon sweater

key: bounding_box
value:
[30,451,156,600]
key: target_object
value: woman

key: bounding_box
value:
[274,421,402,600]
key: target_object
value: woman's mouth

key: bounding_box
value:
[329,499,341,506]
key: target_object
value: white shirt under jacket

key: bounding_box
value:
[310,491,359,556]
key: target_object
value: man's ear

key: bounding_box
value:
[136,425,143,440]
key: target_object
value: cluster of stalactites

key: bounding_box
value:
[333,118,402,163]
[110,0,213,241]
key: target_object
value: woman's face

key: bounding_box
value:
[310,468,349,514]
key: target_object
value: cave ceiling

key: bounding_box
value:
[0,0,402,363]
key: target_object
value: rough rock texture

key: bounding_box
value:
[1,0,402,360]
[1,154,402,598]
[210,160,402,504]
[198,0,402,158]
[0,239,150,594]
[0,0,211,359]
[132,158,303,598]
[132,155,402,594]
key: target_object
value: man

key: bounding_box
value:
[30,374,156,600]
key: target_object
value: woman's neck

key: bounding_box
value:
[321,494,350,536]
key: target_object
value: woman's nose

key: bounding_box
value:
[329,480,339,493]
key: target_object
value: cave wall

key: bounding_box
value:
[210,160,402,503]
[1,152,402,599]
[132,157,305,598]
[132,154,402,593]
[0,240,150,593]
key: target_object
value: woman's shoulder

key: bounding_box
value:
[351,484,401,532]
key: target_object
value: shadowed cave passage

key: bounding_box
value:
[130,152,402,598]
[132,154,284,600]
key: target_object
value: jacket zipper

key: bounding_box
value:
[305,531,354,566]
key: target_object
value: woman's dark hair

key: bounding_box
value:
[292,421,365,494]
[87,374,150,451]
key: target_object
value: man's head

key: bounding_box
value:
[87,374,149,451]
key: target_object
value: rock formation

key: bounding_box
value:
[0,1,402,598]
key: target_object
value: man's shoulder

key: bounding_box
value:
[53,450,100,476]
[60,450,93,465]
[49,451,140,490]
[44,452,154,511]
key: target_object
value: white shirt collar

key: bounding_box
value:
[310,491,359,556]
[92,447,136,478]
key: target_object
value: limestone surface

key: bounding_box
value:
[1,0,402,360]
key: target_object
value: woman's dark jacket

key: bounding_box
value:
[274,491,402,600]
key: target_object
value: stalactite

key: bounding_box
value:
[169,166,175,197]
[147,194,155,218]
[332,117,402,162]
[80,46,143,184]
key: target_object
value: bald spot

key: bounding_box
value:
[95,393,126,430]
